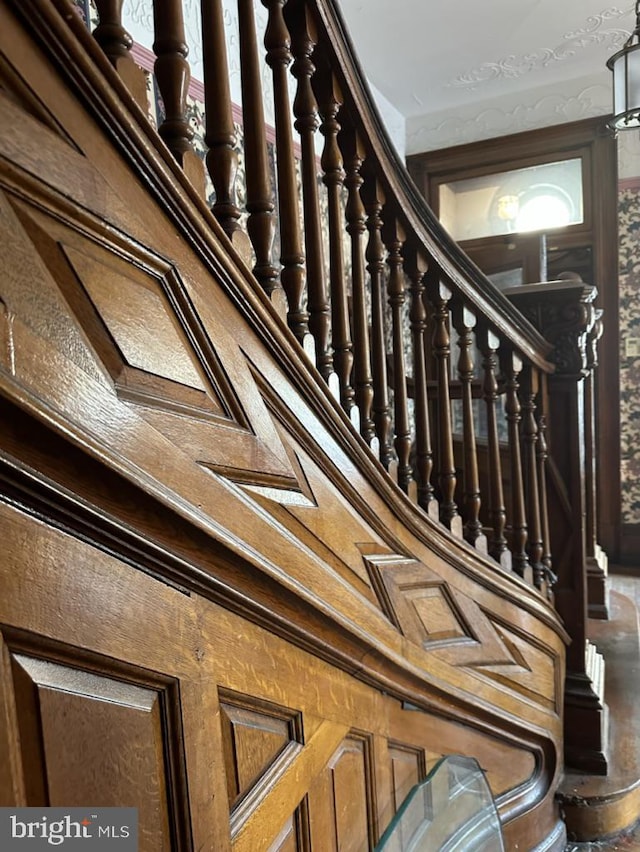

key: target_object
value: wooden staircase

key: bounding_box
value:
[0,0,627,849]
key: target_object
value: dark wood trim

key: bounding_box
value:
[407,117,611,197]
[620,524,640,565]
[593,131,620,560]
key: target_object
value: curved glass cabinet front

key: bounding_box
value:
[376,754,505,852]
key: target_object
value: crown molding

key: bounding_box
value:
[447,8,629,90]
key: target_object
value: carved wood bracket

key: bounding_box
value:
[505,279,600,377]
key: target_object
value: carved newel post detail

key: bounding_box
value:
[508,278,607,774]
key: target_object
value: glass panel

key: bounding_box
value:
[612,45,640,127]
[439,159,583,241]
[376,755,504,852]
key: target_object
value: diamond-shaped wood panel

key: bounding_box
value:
[363,552,560,705]
[408,584,470,645]
[62,243,243,424]
[362,553,474,648]
[7,198,306,491]
[362,553,524,664]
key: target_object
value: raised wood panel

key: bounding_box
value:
[0,53,78,148]
[219,691,303,809]
[388,742,426,814]
[65,247,206,391]
[13,203,238,424]
[0,502,230,851]
[6,650,187,852]
[1,191,303,494]
[410,585,469,644]
[267,807,309,852]
[224,707,290,797]
[0,498,554,851]
[309,733,375,852]
[364,552,562,708]
[364,554,511,662]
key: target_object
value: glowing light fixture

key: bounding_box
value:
[607,0,640,129]
[496,195,519,223]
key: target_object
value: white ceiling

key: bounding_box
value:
[337,1,635,153]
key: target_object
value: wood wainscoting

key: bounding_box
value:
[0,499,549,851]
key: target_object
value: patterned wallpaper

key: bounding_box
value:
[619,183,640,524]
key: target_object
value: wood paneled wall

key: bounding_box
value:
[0,2,567,849]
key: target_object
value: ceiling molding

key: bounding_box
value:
[406,79,610,154]
[447,8,629,90]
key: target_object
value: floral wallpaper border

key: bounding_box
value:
[618,183,640,524]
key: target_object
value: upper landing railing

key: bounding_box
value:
[65,0,601,605]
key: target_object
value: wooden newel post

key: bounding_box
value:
[508,279,607,774]
[585,310,609,620]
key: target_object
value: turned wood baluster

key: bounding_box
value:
[262,0,308,341]
[429,280,460,531]
[152,1,195,164]
[383,217,412,491]
[406,248,437,515]
[317,76,354,414]
[502,350,530,580]
[237,0,279,296]
[362,173,393,468]
[201,0,242,238]
[452,305,483,547]
[93,1,132,62]
[537,412,555,592]
[342,129,374,442]
[289,5,331,378]
[479,327,510,566]
[522,366,545,588]
[93,2,148,110]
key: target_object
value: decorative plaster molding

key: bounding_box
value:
[447,8,629,90]
[406,83,611,153]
